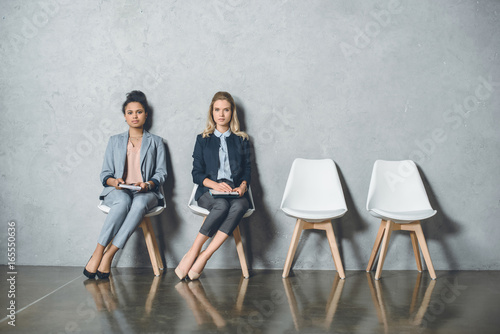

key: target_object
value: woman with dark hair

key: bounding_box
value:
[175,91,251,280]
[84,90,167,279]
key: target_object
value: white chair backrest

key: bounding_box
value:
[188,184,210,216]
[366,160,433,213]
[280,158,347,212]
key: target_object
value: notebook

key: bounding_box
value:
[209,189,240,198]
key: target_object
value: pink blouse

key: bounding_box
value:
[124,139,143,184]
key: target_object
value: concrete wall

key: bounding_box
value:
[1,0,499,271]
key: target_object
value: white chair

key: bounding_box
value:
[98,190,166,276]
[281,158,347,279]
[365,160,437,280]
[188,184,255,278]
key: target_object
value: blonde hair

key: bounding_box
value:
[202,91,249,140]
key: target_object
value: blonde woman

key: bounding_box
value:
[176,91,251,280]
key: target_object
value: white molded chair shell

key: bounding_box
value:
[188,184,255,218]
[366,160,436,223]
[280,158,347,222]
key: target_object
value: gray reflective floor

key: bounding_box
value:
[1,266,499,333]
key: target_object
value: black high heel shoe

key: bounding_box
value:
[96,270,110,279]
[83,257,97,279]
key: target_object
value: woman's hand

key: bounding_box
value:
[112,178,125,190]
[212,182,233,193]
[203,179,233,192]
[233,182,247,197]
[233,185,246,197]
[134,182,150,192]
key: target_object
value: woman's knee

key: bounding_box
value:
[212,199,230,212]
[129,193,156,213]
[107,191,132,211]
[231,198,249,213]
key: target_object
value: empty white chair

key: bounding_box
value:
[365,160,437,280]
[98,191,166,276]
[281,158,347,279]
[188,184,255,278]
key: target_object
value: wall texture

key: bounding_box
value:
[1,0,499,271]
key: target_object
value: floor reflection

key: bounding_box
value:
[282,273,345,331]
[175,280,227,329]
[367,272,437,333]
[5,267,498,333]
[82,274,163,333]
[143,276,161,318]
[83,278,134,333]
[174,275,249,331]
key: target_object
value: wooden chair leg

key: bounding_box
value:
[413,221,436,279]
[375,220,393,280]
[366,221,386,272]
[324,223,346,279]
[233,226,250,278]
[141,218,162,276]
[144,217,164,270]
[151,220,165,270]
[282,219,306,278]
[410,231,423,272]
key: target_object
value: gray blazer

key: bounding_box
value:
[99,130,168,205]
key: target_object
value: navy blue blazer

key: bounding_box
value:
[192,133,251,201]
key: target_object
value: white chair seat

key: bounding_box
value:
[188,204,210,216]
[281,207,347,222]
[368,208,437,223]
[97,202,111,214]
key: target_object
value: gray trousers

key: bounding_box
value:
[98,189,158,249]
[197,182,250,237]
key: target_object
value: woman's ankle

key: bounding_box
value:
[98,255,113,272]
[86,254,102,272]
[191,252,211,273]
[178,250,197,270]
